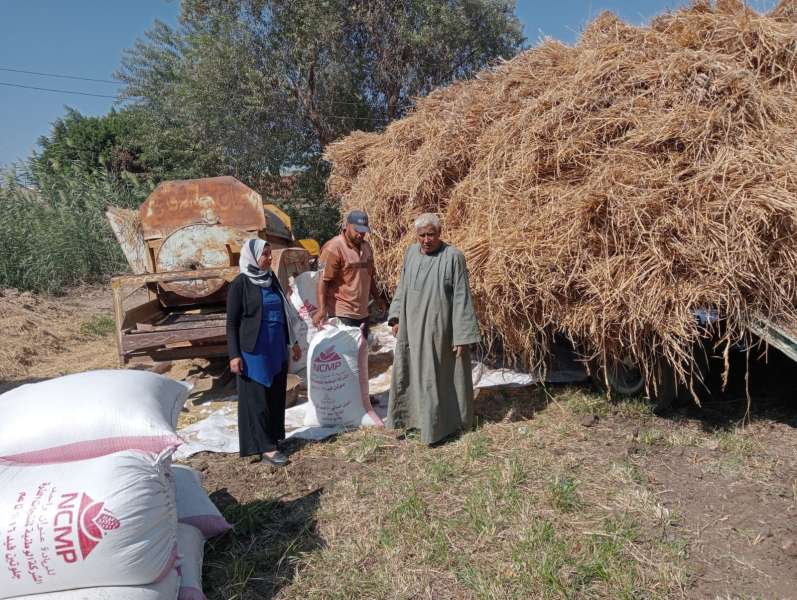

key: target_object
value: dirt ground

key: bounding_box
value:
[1,285,795,599]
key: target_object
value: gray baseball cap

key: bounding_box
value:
[346,210,370,233]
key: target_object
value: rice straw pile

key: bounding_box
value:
[324,0,797,391]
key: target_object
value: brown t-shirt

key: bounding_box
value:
[319,234,374,319]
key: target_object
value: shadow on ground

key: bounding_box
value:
[204,488,325,600]
[657,343,797,430]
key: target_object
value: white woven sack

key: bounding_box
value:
[0,370,190,464]
[287,271,320,374]
[172,465,231,539]
[0,450,178,598]
[10,568,179,600]
[304,319,382,428]
[177,524,206,600]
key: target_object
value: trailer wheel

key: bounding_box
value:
[592,357,678,414]
[592,356,645,397]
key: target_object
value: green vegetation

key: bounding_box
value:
[79,314,116,337]
[0,167,151,293]
[548,475,582,513]
[1,1,524,293]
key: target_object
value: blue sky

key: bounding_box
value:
[0,0,779,168]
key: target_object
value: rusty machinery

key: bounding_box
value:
[106,176,318,366]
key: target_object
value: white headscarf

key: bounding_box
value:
[239,238,274,288]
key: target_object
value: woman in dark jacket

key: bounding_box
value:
[227,238,301,466]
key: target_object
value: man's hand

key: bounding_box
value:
[453,345,465,358]
[391,323,399,337]
[229,357,243,374]
[311,311,326,329]
[291,343,302,362]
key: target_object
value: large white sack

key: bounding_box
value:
[172,465,231,539]
[10,568,179,600]
[0,450,178,598]
[304,319,382,428]
[0,370,190,464]
[177,524,206,600]
[287,271,320,374]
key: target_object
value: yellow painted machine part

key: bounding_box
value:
[264,203,292,230]
[298,238,321,257]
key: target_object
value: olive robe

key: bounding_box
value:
[387,243,481,444]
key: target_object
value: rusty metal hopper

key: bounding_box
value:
[139,176,266,239]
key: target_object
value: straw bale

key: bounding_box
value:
[324,1,797,391]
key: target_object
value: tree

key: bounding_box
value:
[30,105,207,194]
[32,108,143,184]
[117,0,524,241]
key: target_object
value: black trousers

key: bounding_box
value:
[237,367,288,457]
[335,315,370,340]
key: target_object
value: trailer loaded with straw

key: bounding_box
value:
[325,0,797,403]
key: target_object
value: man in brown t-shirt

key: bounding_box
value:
[312,210,383,338]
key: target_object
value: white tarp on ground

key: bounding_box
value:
[174,359,586,460]
[174,321,588,459]
[174,398,389,460]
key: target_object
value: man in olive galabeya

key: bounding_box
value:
[387,213,480,444]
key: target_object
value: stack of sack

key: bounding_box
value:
[0,370,232,600]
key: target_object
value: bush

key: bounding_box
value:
[0,166,151,294]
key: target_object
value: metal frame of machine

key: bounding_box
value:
[107,176,316,366]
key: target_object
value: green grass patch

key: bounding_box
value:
[428,457,457,483]
[713,429,756,457]
[614,398,656,419]
[548,475,582,513]
[80,314,115,337]
[565,390,613,416]
[637,428,666,446]
[196,386,703,599]
[466,431,491,461]
[378,490,427,549]
[342,431,390,463]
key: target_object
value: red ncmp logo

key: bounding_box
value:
[313,347,342,372]
[316,348,342,363]
[54,492,120,563]
[298,300,318,319]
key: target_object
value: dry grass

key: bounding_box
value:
[0,288,115,382]
[195,385,797,599]
[324,0,797,394]
[202,389,699,599]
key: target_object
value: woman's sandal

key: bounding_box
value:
[262,450,289,467]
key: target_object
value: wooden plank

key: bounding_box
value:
[121,325,227,353]
[157,312,226,325]
[136,318,228,333]
[750,318,797,363]
[122,299,165,331]
[131,344,229,362]
[111,283,126,366]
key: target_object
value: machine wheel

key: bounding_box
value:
[592,356,678,413]
[592,356,645,397]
